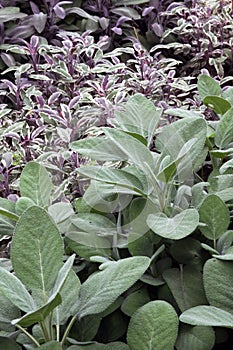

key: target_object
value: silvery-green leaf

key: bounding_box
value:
[180,306,233,328]
[127,300,178,350]
[12,293,62,327]
[155,117,207,181]
[0,268,35,312]
[77,166,147,195]
[204,258,233,313]
[121,288,150,316]
[53,270,81,325]
[163,266,207,312]
[11,206,63,303]
[76,257,150,318]
[215,108,233,149]
[197,75,222,100]
[199,195,230,240]
[20,161,53,207]
[104,128,155,172]
[114,94,161,145]
[175,324,215,350]
[147,209,199,240]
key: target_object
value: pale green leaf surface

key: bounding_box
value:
[12,293,62,327]
[77,166,147,195]
[147,209,199,240]
[215,108,233,148]
[15,197,35,216]
[180,305,233,328]
[121,288,150,316]
[163,266,207,312]
[114,94,161,145]
[127,300,178,350]
[155,117,207,180]
[0,268,35,312]
[76,257,150,318]
[53,270,81,325]
[11,206,63,302]
[104,128,155,171]
[70,137,127,162]
[197,75,222,100]
[176,324,215,350]
[199,195,230,240]
[0,293,20,331]
[20,161,53,207]
[204,258,233,313]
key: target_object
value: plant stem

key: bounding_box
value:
[56,323,60,342]
[61,314,77,346]
[49,312,54,341]
[15,324,40,347]
[40,320,50,342]
[213,239,217,250]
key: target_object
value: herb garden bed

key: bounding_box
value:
[0,1,233,349]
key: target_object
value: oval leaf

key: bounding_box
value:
[20,161,53,207]
[127,300,178,350]
[163,266,207,312]
[215,108,233,149]
[11,206,63,303]
[197,75,222,101]
[147,209,199,240]
[180,305,233,328]
[199,194,230,240]
[176,324,215,350]
[203,96,231,115]
[204,258,233,313]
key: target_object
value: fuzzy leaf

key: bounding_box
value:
[204,258,233,313]
[20,161,53,207]
[163,266,207,312]
[198,75,222,100]
[199,195,230,240]
[203,96,231,115]
[76,257,150,318]
[127,300,178,350]
[147,209,199,240]
[215,108,233,149]
[0,268,35,312]
[175,324,215,350]
[77,166,147,195]
[12,293,62,327]
[155,117,207,181]
[114,94,161,145]
[180,306,233,328]
[11,206,63,303]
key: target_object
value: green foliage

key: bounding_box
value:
[2,23,233,347]
[127,300,178,350]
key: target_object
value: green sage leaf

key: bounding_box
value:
[76,257,150,318]
[199,195,230,240]
[180,306,233,328]
[147,209,199,240]
[20,161,53,207]
[127,300,178,350]
[11,206,63,303]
